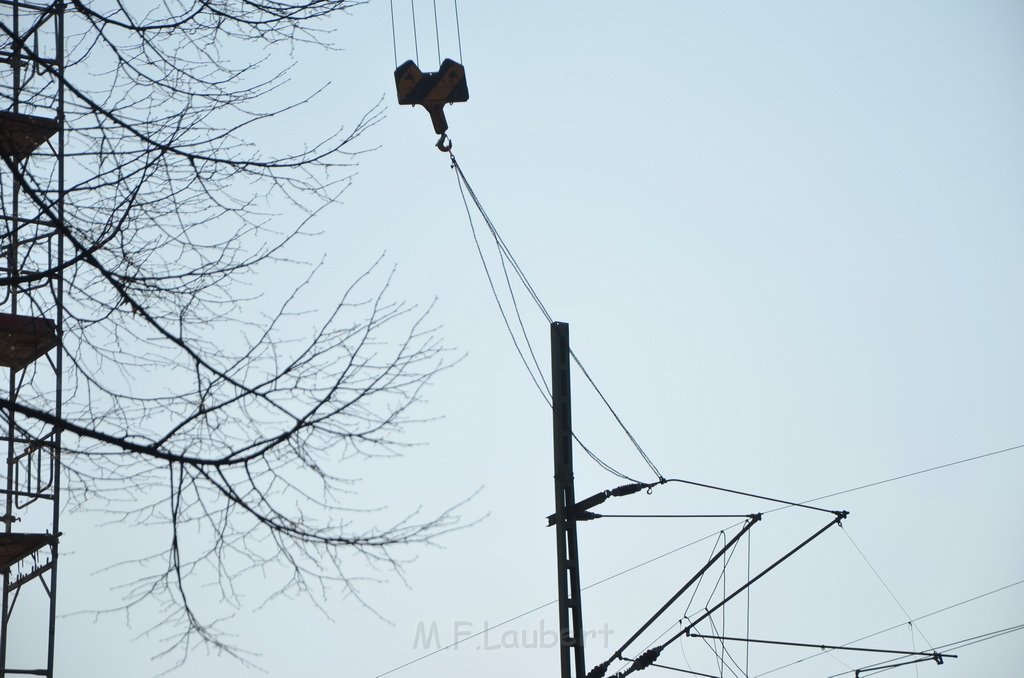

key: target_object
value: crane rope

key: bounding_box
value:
[390,0,463,70]
[409,0,420,63]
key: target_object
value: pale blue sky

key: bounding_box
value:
[29,2,1024,677]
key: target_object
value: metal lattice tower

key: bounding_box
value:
[0,1,65,676]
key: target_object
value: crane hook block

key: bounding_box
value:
[394,59,469,135]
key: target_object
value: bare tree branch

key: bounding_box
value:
[2,1,463,667]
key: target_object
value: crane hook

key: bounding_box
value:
[436,133,453,153]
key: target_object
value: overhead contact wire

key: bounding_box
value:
[754,577,1024,676]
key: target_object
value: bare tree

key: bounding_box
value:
[1,0,460,663]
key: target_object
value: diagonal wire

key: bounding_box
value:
[839,526,935,650]
[935,622,1024,652]
[570,352,664,480]
[758,441,1024,518]
[453,158,551,404]
[575,434,641,483]
[453,155,636,483]
[450,153,665,482]
[374,526,738,677]
[754,578,1024,676]
[706,615,750,678]
[745,529,751,678]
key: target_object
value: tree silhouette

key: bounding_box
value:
[1,0,459,663]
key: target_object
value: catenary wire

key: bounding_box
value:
[693,631,740,678]
[822,623,1024,678]
[658,532,733,676]
[611,442,1024,527]
[687,634,951,660]
[677,619,705,678]
[754,577,1024,676]
[641,619,719,677]
[705,615,750,678]
[651,663,721,677]
[594,520,758,678]
[374,526,739,677]
[745,529,751,678]
[575,434,641,482]
[799,442,1024,507]
[623,617,694,676]
[934,622,1024,652]
[663,478,837,515]
[840,525,935,651]
[756,441,1024,518]
[684,533,729,629]
[650,515,846,659]
[492,223,551,396]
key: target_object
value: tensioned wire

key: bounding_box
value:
[450,152,664,482]
[821,622,1024,678]
[374,524,740,677]
[389,1,464,72]
[840,525,936,651]
[448,154,1024,499]
[754,577,1024,676]
[451,158,638,483]
[442,145,1022,677]
[374,445,1024,677]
